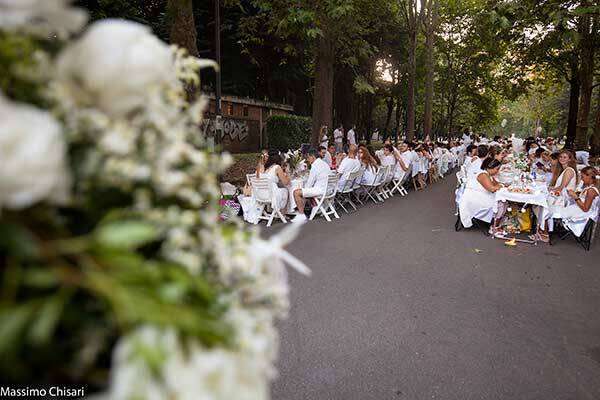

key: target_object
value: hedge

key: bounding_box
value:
[266,114,312,150]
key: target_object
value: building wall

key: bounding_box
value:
[203,98,292,152]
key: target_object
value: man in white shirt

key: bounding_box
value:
[293,148,331,222]
[466,145,489,179]
[320,146,332,168]
[347,125,356,146]
[337,145,361,188]
[333,124,344,153]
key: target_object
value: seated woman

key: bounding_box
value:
[458,158,506,231]
[549,149,578,195]
[546,152,560,185]
[260,151,291,214]
[358,146,380,185]
[534,150,579,242]
[561,166,599,220]
[255,148,269,175]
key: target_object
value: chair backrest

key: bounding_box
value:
[353,167,366,188]
[325,173,340,197]
[342,169,361,192]
[246,173,257,185]
[376,165,391,184]
[250,177,272,203]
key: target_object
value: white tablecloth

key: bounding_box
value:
[495,186,549,209]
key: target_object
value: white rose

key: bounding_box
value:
[0,0,87,37]
[0,95,70,209]
[55,19,173,117]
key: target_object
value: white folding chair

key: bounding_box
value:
[309,173,340,222]
[360,166,389,204]
[335,169,361,213]
[377,165,394,199]
[389,166,409,197]
[351,167,366,206]
[250,177,287,227]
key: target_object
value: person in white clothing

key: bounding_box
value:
[466,145,489,180]
[293,148,331,221]
[394,142,411,179]
[563,166,600,219]
[320,146,332,168]
[333,124,344,153]
[535,149,580,242]
[319,125,329,148]
[259,151,291,213]
[337,145,361,188]
[459,158,506,231]
[347,125,356,145]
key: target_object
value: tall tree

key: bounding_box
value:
[402,0,419,141]
[167,0,198,56]
[420,0,438,140]
[592,87,600,156]
[575,5,596,150]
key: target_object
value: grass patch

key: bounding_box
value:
[222,153,259,186]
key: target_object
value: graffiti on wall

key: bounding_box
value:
[200,118,249,142]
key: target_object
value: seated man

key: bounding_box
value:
[293,148,331,222]
[320,145,333,168]
[337,144,361,188]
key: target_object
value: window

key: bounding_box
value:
[243,105,249,117]
[227,103,234,116]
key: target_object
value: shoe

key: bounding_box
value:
[292,214,307,223]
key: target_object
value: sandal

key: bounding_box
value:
[529,232,549,243]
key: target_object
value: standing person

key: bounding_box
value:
[333,124,344,153]
[292,148,331,222]
[319,125,329,148]
[347,125,356,146]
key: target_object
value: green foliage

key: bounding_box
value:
[0,33,45,106]
[266,114,312,150]
[0,216,231,384]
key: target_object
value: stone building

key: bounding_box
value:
[202,94,294,152]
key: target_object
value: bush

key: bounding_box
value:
[266,114,312,150]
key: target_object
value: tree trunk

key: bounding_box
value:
[421,0,438,141]
[311,31,335,146]
[382,97,395,141]
[565,59,580,149]
[167,0,198,56]
[575,12,596,150]
[334,68,354,132]
[406,27,417,141]
[592,86,600,156]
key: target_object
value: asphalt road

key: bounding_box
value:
[269,174,600,400]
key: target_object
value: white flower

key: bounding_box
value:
[55,19,173,117]
[0,0,87,37]
[0,94,70,209]
[107,326,270,400]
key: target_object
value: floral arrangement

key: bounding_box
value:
[512,153,529,172]
[0,2,308,399]
[284,150,307,178]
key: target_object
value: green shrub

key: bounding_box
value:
[266,115,312,150]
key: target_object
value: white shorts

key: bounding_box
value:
[302,187,325,198]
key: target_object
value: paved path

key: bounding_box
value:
[270,174,600,400]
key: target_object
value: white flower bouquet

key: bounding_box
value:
[284,150,307,178]
[0,4,307,399]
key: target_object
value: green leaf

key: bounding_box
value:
[28,293,68,346]
[21,268,60,289]
[0,222,40,260]
[94,221,158,250]
[0,302,37,355]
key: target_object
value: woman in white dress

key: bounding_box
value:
[358,146,380,185]
[258,151,290,214]
[562,166,600,219]
[549,150,578,194]
[534,150,579,242]
[459,158,505,230]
